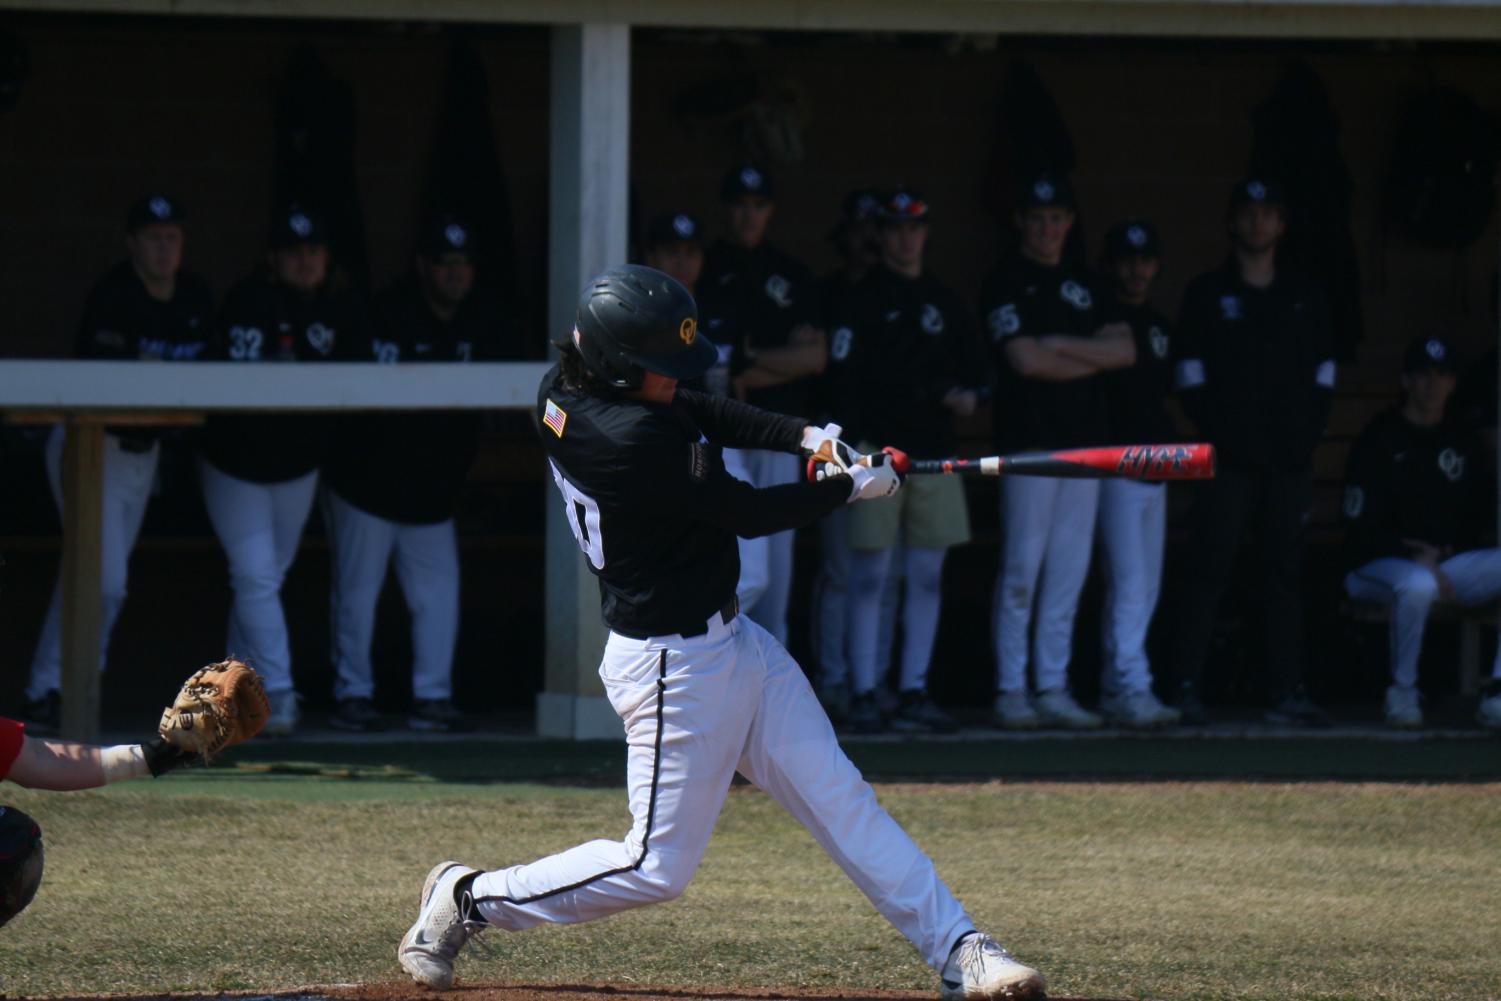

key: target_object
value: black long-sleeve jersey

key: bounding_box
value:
[697,239,821,418]
[538,366,848,638]
[1174,259,1335,471]
[978,255,1109,452]
[1342,407,1486,570]
[75,261,214,447]
[1096,298,1177,445]
[199,274,367,483]
[825,264,984,457]
[323,275,514,524]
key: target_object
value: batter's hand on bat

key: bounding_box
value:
[845,448,905,503]
[802,423,859,481]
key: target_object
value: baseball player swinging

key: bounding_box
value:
[396,265,1045,1000]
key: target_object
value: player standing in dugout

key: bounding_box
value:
[198,203,367,736]
[825,187,987,735]
[1092,220,1182,728]
[1169,177,1335,727]
[321,214,512,734]
[695,163,826,646]
[396,264,1046,1001]
[24,194,213,733]
[980,171,1135,730]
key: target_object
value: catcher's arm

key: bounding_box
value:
[6,734,192,791]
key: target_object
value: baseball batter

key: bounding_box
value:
[198,204,366,736]
[980,172,1134,729]
[397,265,1045,1001]
[26,194,213,731]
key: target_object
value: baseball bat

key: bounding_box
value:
[892,443,1216,481]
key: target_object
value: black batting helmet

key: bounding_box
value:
[572,265,714,390]
[0,805,43,928]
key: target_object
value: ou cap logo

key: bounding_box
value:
[679,316,697,344]
[1033,180,1055,202]
[1247,181,1268,201]
[289,213,313,238]
[1127,225,1147,247]
[149,196,172,219]
[741,167,763,190]
[672,215,695,238]
[1426,339,1447,362]
[444,223,468,247]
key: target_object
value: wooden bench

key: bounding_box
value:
[1343,599,1499,695]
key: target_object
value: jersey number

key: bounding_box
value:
[228,325,263,360]
[549,460,605,569]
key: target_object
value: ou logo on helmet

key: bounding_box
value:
[679,317,698,344]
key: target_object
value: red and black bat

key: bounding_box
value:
[891,443,1216,481]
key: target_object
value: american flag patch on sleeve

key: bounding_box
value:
[543,399,568,437]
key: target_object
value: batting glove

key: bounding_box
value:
[845,449,904,503]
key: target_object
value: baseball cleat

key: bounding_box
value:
[992,691,1040,730]
[1383,685,1422,729]
[939,932,1046,1000]
[397,860,485,988]
[1032,689,1102,729]
[1109,690,1181,729]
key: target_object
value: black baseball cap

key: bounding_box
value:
[1104,219,1162,260]
[1404,335,1460,375]
[126,193,185,232]
[1229,176,1285,209]
[418,214,475,259]
[878,186,930,224]
[645,211,704,250]
[1016,171,1076,210]
[721,162,775,202]
[269,204,330,249]
[827,188,881,241]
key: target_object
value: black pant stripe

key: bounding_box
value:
[474,649,668,908]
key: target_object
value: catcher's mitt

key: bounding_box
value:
[158,659,270,759]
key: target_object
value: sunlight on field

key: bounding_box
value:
[0,779,1496,1001]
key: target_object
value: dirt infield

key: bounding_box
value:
[19,986,1118,1001]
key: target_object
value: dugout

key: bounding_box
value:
[0,2,1498,736]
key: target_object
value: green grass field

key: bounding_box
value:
[1,738,1498,1001]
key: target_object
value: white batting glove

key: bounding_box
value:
[845,450,903,503]
[802,422,859,481]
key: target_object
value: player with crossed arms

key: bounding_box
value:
[396,264,1046,1000]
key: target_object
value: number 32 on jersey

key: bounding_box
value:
[549,459,606,569]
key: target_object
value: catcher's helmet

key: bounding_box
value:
[0,805,43,928]
[572,265,714,390]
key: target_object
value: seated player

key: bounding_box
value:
[1342,335,1501,729]
[395,265,1045,1001]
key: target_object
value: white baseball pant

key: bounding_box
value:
[848,545,946,694]
[198,460,318,694]
[1344,548,1501,688]
[28,425,157,700]
[992,476,1100,694]
[323,488,459,702]
[725,448,798,644]
[1096,479,1167,699]
[471,612,975,970]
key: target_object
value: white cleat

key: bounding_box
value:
[263,688,300,737]
[1110,690,1181,729]
[939,932,1046,1000]
[1384,685,1423,729]
[397,860,485,989]
[1477,688,1501,730]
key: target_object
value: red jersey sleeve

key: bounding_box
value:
[0,717,25,780]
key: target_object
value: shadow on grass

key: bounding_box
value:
[212,737,1501,787]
